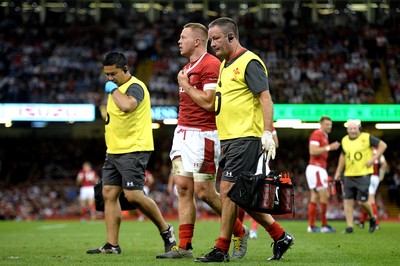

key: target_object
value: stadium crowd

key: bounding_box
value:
[1,11,400,221]
[1,11,399,105]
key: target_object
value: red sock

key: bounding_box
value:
[232,218,244,237]
[360,209,368,223]
[179,224,194,250]
[320,203,327,226]
[266,221,285,241]
[81,207,87,218]
[215,237,231,254]
[371,203,379,225]
[308,202,317,227]
[237,208,245,223]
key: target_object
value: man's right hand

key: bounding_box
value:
[105,81,118,94]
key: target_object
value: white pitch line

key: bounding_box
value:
[37,223,68,230]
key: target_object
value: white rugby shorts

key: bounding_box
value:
[170,126,220,175]
[305,164,329,191]
[79,186,95,201]
[369,175,380,195]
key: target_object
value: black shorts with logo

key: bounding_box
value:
[102,152,151,191]
[219,137,262,182]
[343,174,371,202]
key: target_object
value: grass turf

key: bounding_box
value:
[0,219,399,265]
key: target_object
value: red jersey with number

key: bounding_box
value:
[178,52,220,130]
[78,170,98,187]
[308,129,329,169]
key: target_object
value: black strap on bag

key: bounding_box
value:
[94,181,137,212]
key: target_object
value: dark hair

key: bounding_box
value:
[319,116,332,123]
[103,52,127,69]
[208,17,239,39]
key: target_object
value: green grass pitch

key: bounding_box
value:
[1,219,399,265]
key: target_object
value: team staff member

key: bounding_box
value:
[156,22,248,260]
[87,52,176,255]
[306,116,340,233]
[239,126,279,240]
[334,120,387,234]
[196,17,294,263]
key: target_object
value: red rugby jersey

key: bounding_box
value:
[178,52,220,130]
[308,129,329,169]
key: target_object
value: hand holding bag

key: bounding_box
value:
[227,153,295,215]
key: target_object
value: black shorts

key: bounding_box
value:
[102,152,151,191]
[219,138,262,182]
[343,174,371,202]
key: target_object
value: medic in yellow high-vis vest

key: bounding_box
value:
[86,52,176,255]
[194,17,293,263]
[334,119,387,234]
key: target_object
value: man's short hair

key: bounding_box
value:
[319,116,332,123]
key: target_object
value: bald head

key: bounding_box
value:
[347,120,361,139]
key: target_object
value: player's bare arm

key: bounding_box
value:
[309,141,340,156]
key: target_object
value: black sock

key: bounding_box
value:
[161,225,170,234]
[107,242,119,248]
[185,243,193,250]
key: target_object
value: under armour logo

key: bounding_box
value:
[126,182,134,187]
[226,172,233,177]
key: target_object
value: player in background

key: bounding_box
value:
[357,147,388,229]
[305,116,341,233]
[156,22,248,260]
[76,161,99,221]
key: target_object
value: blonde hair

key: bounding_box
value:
[183,23,208,43]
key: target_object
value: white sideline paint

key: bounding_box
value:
[37,224,68,230]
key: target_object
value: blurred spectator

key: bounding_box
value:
[2,14,395,106]
[0,11,398,221]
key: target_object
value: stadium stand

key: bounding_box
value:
[1,5,400,220]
